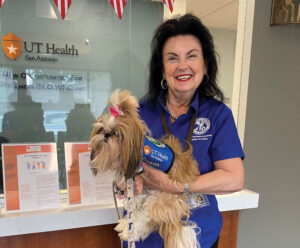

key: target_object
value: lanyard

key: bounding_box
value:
[160,111,196,152]
[127,178,135,248]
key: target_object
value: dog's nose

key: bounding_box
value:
[104,133,111,139]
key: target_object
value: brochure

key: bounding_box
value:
[2,143,60,211]
[64,143,114,205]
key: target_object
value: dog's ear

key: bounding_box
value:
[123,148,142,180]
[119,120,144,180]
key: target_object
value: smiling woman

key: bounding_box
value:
[162,35,207,118]
[133,13,245,248]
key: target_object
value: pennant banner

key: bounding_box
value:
[54,0,72,20]
[0,0,6,8]
[109,0,127,19]
[163,0,174,13]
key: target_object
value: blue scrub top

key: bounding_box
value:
[124,91,245,248]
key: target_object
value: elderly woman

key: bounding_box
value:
[127,14,245,248]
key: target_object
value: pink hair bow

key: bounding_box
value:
[110,104,124,117]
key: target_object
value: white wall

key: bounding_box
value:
[210,28,237,106]
[237,0,300,247]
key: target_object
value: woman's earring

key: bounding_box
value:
[161,78,168,90]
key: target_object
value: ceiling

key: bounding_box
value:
[162,0,239,30]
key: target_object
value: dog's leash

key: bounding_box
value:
[126,178,135,248]
[112,179,136,248]
[112,181,123,220]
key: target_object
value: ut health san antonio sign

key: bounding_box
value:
[1,32,79,62]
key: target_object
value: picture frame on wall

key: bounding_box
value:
[270,0,300,26]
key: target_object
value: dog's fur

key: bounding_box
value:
[90,90,200,248]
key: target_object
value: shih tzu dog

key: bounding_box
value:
[90,90,200,248]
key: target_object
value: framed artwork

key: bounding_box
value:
[271,0,300,25]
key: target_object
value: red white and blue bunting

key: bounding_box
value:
[163,0,174,13]
[0,0,6,9]
[53,0,72,20]
[109,0,127,20]
[1,0,177,20]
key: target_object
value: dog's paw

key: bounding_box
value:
[115,218,128,241]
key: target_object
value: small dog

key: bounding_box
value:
[90,90,200,248]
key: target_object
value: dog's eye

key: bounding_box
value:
[113,130,120,137]
[97,127,104,134]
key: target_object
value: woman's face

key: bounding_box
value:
[162,35,207,98]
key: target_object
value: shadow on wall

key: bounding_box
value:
[57,103,96,189]
[2,89,55,143]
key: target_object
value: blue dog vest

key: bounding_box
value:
[137,136,174,174]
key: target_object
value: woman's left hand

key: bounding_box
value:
[142,163,183,193]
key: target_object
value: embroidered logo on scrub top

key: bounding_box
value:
[194,118,210,135]
[192,118,212,141]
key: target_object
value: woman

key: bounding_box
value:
[126,14,245,248]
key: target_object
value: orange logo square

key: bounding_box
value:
[144,145,151,155]
[2,33,22,60]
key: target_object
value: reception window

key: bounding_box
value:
[0,0,163,191]
[0,1,239,193]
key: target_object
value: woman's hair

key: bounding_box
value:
[144,13,224,105]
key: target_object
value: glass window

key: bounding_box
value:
[0,0,239,193]
[0,0,163,191]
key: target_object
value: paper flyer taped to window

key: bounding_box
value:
[1,143,60,212]
[64,142,114,205]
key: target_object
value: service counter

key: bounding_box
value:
[0,189,259,248]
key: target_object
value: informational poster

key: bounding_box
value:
[1,143,60,212]
[64,143,114,205]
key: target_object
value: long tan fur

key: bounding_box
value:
[90,90,200,248]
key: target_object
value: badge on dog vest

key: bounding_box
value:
[140,136,174,173]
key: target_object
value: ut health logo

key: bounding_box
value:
[144,145,151,155]
[2,33,22,60]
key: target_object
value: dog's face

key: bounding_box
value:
[90,114,122,175]
[90,90,146,179]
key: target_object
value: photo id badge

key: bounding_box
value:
[187,193,209,209]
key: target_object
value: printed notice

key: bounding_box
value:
[65,143,114,205]
[1,143,60,212]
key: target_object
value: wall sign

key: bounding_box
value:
[1,32,79,62]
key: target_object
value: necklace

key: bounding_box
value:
[166,100,178,120]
